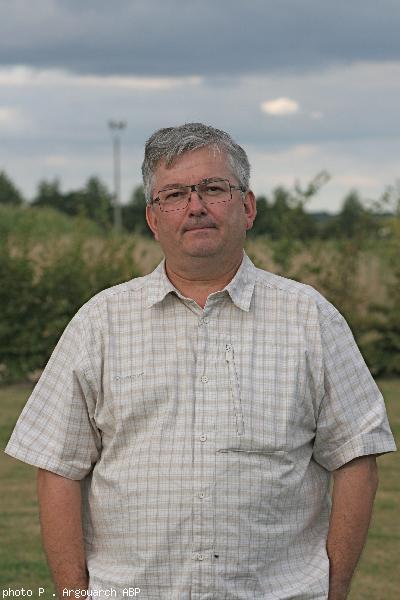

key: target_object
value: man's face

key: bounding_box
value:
[146,147,256,269]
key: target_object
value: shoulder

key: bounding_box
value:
[74,272,153,323]
[253,266,339,326]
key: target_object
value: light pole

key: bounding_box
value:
[108,120,127,232]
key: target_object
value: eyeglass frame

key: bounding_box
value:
[150,178,246,212]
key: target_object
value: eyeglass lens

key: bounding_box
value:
[158,180,232,212]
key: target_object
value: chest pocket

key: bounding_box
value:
[218,342,303,453]
[109,358,180,437]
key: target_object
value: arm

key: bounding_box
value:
[327,455,379,600]
[37,468,89,598]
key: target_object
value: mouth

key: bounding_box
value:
[184,224,217,233]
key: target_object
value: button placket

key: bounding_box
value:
[192,308,216,565]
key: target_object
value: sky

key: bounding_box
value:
[1,0,399,213]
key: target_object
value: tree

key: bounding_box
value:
[249,172,328,241]
[337,191,366,237]
[323,191,378,239]
[294,170,331,203]
[261,186,317,241]
[32,179,63,210]
[372,180,400,221]
[80,176,113,228]
[0,171,24,205]
[33,176,113,229]
[122,185,152,236]
[250,196,271,237]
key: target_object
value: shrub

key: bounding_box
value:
[362,221,400,376]
[0,216,141,382]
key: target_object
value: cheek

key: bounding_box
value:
[157,218,181,245]
[226,206,247,231]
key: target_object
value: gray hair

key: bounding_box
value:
[141,122,250,203]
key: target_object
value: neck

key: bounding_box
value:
[165,253,244,308]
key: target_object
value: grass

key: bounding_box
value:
[0,381,399,599]
[347,379,400,600]
[0,384,54,598]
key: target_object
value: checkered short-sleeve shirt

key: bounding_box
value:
[5,253,396,599]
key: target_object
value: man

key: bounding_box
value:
[5,123,396,599]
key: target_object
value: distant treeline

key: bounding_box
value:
[1,169,399,241]
[1,170,399,383]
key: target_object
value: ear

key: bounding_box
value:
[146,205,160,241]
[243,190,257,231]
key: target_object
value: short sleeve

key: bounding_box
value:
[312,311,397,471]
[4,314,101,480]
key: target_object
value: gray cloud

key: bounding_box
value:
[1,1,399,214]
[1,0,400,76]
[1,59,399,213]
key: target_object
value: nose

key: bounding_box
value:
[187,187,207,215]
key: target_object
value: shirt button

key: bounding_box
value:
[196,553,205,561]
[201,375,209,383]
[198,492,205,499]
[199,434,207,442]
[202,317,209,324]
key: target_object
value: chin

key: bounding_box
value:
[185,244,220,258]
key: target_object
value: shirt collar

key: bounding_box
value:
[223,252,257,311]
[146,251,257,312]
[146,260,177,308]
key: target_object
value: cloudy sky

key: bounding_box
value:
[1,0,399,212]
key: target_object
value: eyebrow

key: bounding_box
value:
[158,177,226,191]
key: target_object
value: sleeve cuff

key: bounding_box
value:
[313,431,397,472]
[4,442,90,480]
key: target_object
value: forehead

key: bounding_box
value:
[153,147,233,189]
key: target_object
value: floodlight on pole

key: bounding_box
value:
[108,120,127,232]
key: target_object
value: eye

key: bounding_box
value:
[165,189,187,201]
[204,184,224,195]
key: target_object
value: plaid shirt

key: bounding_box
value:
[5,253,396,599]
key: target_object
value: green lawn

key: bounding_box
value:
[0,381,399,599]
[0,384,54,598]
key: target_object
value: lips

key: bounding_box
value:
[184,222,217,232]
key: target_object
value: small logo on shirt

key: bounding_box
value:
[114,372,144,381]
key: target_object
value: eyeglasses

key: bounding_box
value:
[151,178,245,213]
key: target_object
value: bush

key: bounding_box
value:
[299,238,366,334]
[362,220,400,376]
[0,210,141,382]
[0,203,102,241]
